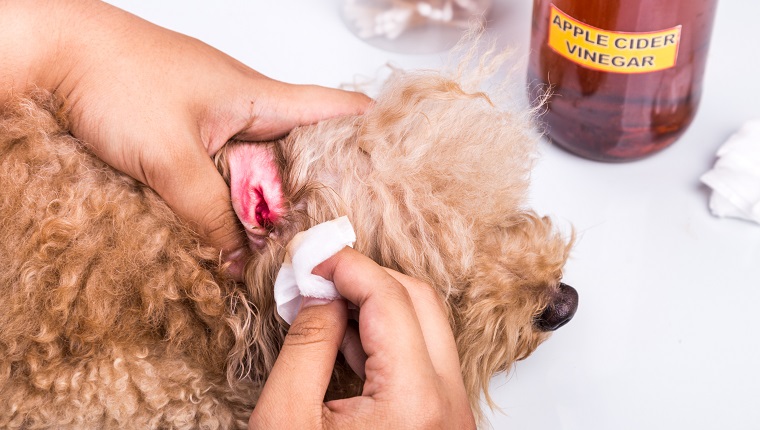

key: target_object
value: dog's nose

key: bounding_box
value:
[535,282,578,331]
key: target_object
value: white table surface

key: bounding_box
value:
[107,1,760,429]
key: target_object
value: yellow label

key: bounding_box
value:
[548,5,681,74]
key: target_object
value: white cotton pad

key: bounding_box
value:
[273,216,356,324]
[701,119,760,225]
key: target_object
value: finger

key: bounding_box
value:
[235,80,373,142]
[284,83,373,123]
[383,269,466,394]
[141,132,250,279]
[312,248,436,395]
[339,321,367,380]
[252,298,348,427]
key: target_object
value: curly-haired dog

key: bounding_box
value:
[0,54,577,428]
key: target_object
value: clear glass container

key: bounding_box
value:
[342,0,492,54]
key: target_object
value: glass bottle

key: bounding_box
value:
[342,0,493,54]
[528,0,718,162]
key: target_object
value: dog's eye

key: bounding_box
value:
[535,282,578,331]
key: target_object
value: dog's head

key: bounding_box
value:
[219,54,578,415]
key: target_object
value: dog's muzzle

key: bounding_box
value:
[535,282,578,331]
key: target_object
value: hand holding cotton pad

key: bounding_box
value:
[273,216,356,324]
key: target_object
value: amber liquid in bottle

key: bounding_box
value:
[528,0,718,162]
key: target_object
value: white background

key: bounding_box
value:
[107,1,760,429]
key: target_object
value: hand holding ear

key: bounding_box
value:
[0,0,370,278]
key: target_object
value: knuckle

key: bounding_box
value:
[199,199,239,242]
[284,313,334,347]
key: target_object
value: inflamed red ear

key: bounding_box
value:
[535,282,578,331]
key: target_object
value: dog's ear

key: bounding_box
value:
[453,212,572,417]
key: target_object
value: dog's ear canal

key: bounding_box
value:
[535,282,578,331]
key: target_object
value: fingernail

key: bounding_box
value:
[300,296,334,309]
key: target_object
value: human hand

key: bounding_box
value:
[249,248,475,429]
[0,0,370,278]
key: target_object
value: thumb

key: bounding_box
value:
[252,298,348,426]
[142,134,249,278]
[232,81,372,143]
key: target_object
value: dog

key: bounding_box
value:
[0,50,577,429]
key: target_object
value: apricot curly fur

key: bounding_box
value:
[0,92,257,429]
[0,48,572,428]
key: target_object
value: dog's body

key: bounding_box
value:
[0,57,575,429]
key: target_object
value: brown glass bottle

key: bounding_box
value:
[528,0,718,162]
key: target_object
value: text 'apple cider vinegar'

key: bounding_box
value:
[528,0,718,162]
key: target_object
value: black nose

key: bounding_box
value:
[535,282,578,331]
